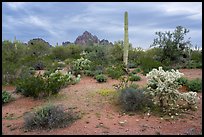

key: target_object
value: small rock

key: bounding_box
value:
[186,128,196,135]
[136,119,139,122]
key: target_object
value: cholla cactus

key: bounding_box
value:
[146,67,198,114]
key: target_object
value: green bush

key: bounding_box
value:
[129,83,139,89]
[177,77,189,86]
[24,104,79,130]
[127,62,137,68]
[95,74,107,83]
[2,91,12,104]
[132,68,141,74]
[106,65,125,79]
[84,70,95,77]
[187,78,202,92]
[186,60,202,69]
[2,62,20,85]
[15,71,81,98]
[129,74,141,81]
[139,56,163,75]
[15,76,46,98]
[119,88,153,112]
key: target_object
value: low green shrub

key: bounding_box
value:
[127,62,137,68]
[2,91,12,104]
[139,56,163,75]
[106,65,125,79]
[187,78,202,92]
[84,70,95,77]
[95,74,107,83]
[33,61,45,70]
[129,83,139,89]
[177,77,189,86]
[15,76,46,98]
[119,88,153,112]
[15,71,81,98]
[132,68,141,74]
[129,74,141,81]
[23,104,79,130]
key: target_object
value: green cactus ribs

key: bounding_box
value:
[123,11,129,71]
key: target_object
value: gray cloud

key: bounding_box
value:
[2,2,202,49]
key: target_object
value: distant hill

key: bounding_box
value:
[28,38,52,47]
[62,31,113,46]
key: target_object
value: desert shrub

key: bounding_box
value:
[84,70,95,77]
[2,63,19,85]
[190,50,202,67]
[85,45,110,66]
[132,68,141,74]
[176,77,189,86]
[113,76,130,91]
[187,78,202,92]
[129,83,139,89]
[94,65,105,75]
[119,88,153,112]
[129,74,141,81]
[33,61,45,70]
[146,67,198,115]
[106,65,125,79]
[139,56,163,75]
[186,60,202,69]
[127,61,137,68]
[15,71,81,98]
[95,74,107,83]
[64,58,75,65]
[2,91,12,104]
[24,104,79,130]
[15,76,46,98]
[17,66,35,79]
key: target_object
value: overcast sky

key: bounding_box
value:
[2,2,202,49]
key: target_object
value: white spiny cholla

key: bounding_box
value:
[48,70,81,85]
[146,67,198,114]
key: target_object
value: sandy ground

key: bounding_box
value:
[2,69,202,135]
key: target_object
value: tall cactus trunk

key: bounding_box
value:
[14,36,17,49]
[123,11,129,70]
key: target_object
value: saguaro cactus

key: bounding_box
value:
[14,36,17,49]
[123,11,129,68]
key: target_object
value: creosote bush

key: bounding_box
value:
[24,104,79,130]
[95,74,107,83]
[177,77,188,86]
[106,65,125,79]
[132,68,141,74]
[2,91,12,104]
[187,78,202,92]
[129,74,141,81]
[15,70,81,98]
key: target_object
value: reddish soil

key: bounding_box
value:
[2,69,202,135]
